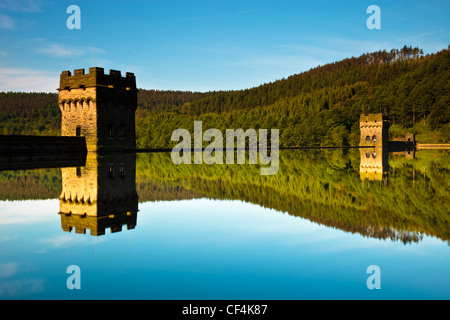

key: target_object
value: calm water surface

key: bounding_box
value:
[0,149,448,299]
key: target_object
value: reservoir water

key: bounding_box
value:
[0,149,448,299]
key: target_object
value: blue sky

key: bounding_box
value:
[0,0,448,92]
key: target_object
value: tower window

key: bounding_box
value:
[108,165,114,179]
[118,126,125,137]
[76,167,82,177]
[119,166,125,178]
[108,125,114,137]
[76,126,81,137]
[366,136,371,142]
[372,135,377,142]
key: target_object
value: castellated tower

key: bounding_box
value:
[58,67,137,152]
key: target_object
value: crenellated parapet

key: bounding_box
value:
[360,113,384,124]
[58,67,137,152]
[59,67,136,91]
[59,211,137,236]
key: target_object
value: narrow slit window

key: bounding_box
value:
[76,126,81,137]
[108,125,114,137]
[108,165,114,179]
[118,126,125,137]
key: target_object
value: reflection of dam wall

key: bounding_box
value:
[0,136,87,167]
[359,147,389,181]
[59,152,138,236]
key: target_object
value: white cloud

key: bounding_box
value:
[39,234,91,249]
[0,41,108,92]
[0,200,58,224]
[0,67,58,92]
[38,235,69,248]
[0,262,18,278]
[0,0,42,13]
[37,42,107,59]
[0,278,45,298]
[38,43,86,58]
[0,13,15,29]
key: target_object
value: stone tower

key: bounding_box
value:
[58,67,137,152]
[58,152,139,236]
[359,113,389,147]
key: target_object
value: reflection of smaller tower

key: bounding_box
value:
[58,153,138,236]
[359,147,389,183]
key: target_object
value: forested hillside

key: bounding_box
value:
[136,46,450,148]
[0,92,60,136]
[1,46,449,147]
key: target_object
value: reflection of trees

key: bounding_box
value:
[0,169,61,200]
[136,149,450,244]
[1,149,449,243]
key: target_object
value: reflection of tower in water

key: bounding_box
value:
[58,153,138,236]
[57,67,139,236]
[359,147,389,184]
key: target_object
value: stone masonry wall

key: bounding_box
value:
[58,67,137,152]
[359,113,389,147]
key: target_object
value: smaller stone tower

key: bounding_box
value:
[58,67,137,152]
[359,113,389,148]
